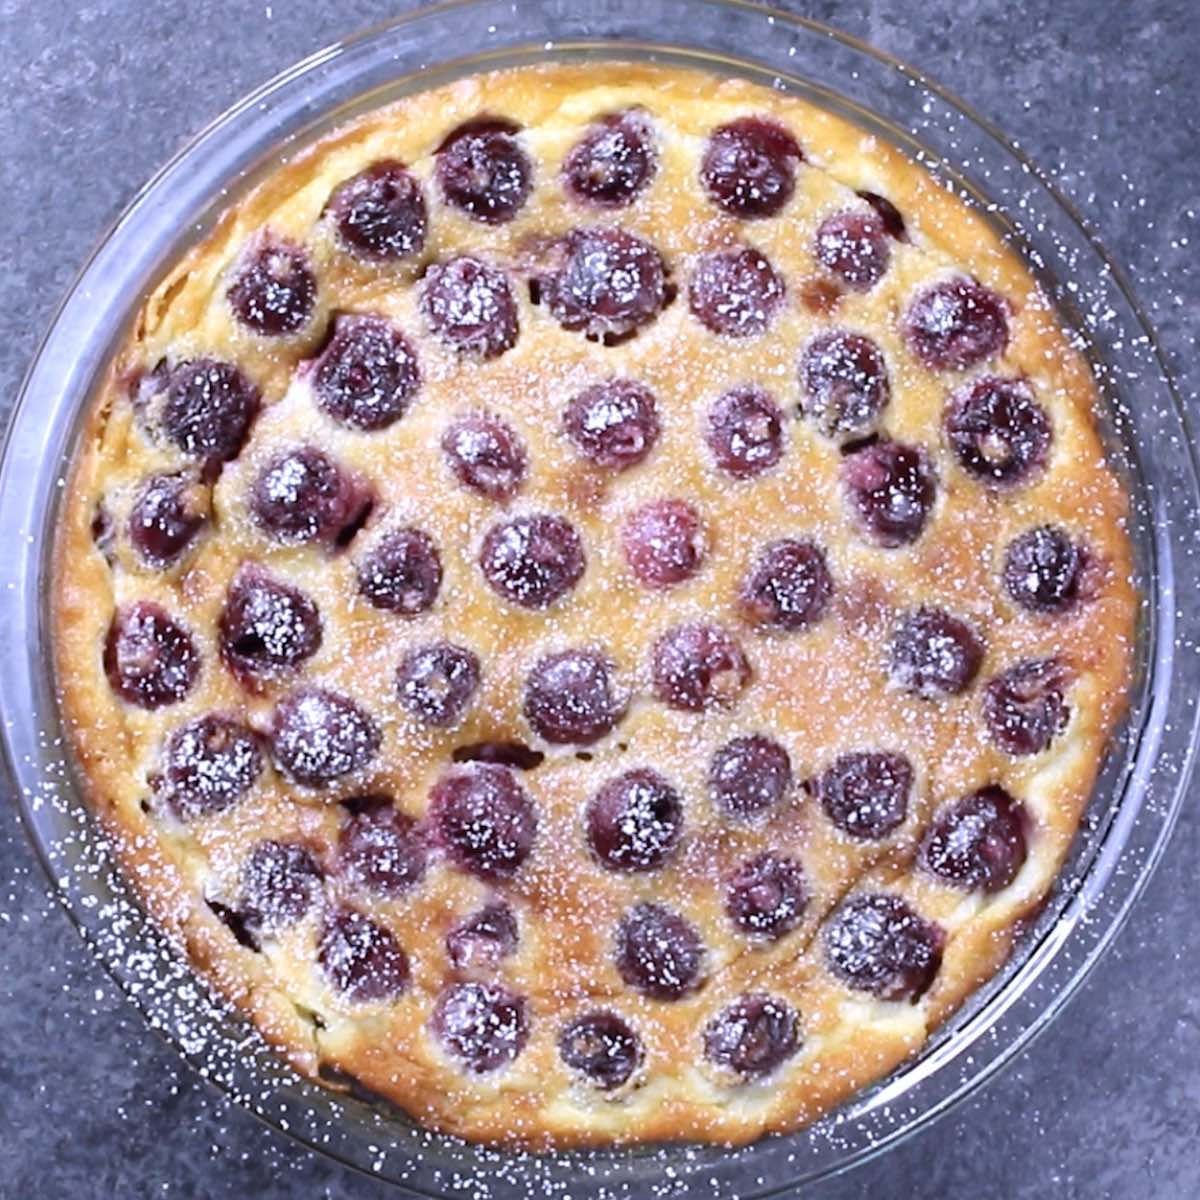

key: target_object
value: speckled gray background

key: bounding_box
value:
[1,1,1197,1197]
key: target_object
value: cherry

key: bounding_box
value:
[921,785,1028,893]
[1003,525,1084,614]
[429,764,537,880]
[563,378,660,471]
[162,714,262,820]
[319,907,409,1003]
[945,376,1051,487]
[227,236,317,336]
[622,499,707,589]
[356,528,442,616]
[219,565,322,681]
[559,1011,642,1089]
[700,117,802,219]
[983,658,1069,756]
[563,109,656,208]
[250,446,366,545]
[523,648,626,745]
[819,751,913,840]
[313,313,420,432]
[441,413,527,501]
[396,642,481,726]
[104,602,199,709]
[857,190,907,241]
[842,441,936,548]
[241,840,322,932]
[709,735,792,820]
[688,246,785,338]
[614,902,704,1000]
[725,852,807,940]
[823,893,944,1001]
[538,227,669,341]
[587,768,683,872]
[446,901,518,972]
[800,330,890,441]
[128,473,206,566]
[738,538,833,632]
[889,607,984,699]
[421,256,518,358]
[326,160,427,261]
[904,278,1008,371]
[703,994,800,1080]
[436,118,532,225]
[651,622,751,712]
[479,513,585,609]
[271,688,381,787]
[707,386,784,479]
[161,358,260,467]
[814,211,890,291]
[338,797,428,896]
[432,980,529,1072]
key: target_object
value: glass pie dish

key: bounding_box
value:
[3,1,1197,1194]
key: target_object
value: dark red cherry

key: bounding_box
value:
[725,852,807,939]
[396,642,481,727]
[250,446,367,545]
[421,256,519,359]
[524,648,626,745]
[441,413,527,501]
[587,769,683,872]
[479,513,585,609]
[842,441,937,548]
[945,377,1051,487]
[271,688,381,787]
[162,714,262,820]
[651,622,751,712]
[738,538,833,632]
[436,118,531,225]
[429,764,537,880]
[814,211,890,291]
[800,330,890,441]
[700,117,802,219]
[227,236,317,336]
[983,658,1069,756]
[614,902,704,1001]
[709,735,792,820]
[432,980,529,1072]
[446,901,518,972]
[241,840,322,932]
[1003,525,1085,614]
[707,386,784,479]
[704,994,800,1079]
[563,110,657,208]
[326,160,427,261]
[921,785,1028,893]
[338,799,427,897]
[622,499,707,589]
[823,893,944,1001]
[688,247,785,338]
[161,358,260,467]
[889,607,984,699]
[539,227,669,342]
[128,473,207,566]
[564,379,660,471]
[559,1011,642,1089]
[319,907,409,1002]
[819,751,913,840]
[313,313,420,432]
[219,565,321,681]
[104,602,199,709]
[857,190,907,241]
[904,278,1009,371]
[356,528,442,616]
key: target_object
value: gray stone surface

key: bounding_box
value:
[1,1,1197,1196]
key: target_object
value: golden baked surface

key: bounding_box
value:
[54,63,1135,1147]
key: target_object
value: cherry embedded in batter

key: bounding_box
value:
[271,687,381,787]
[104,601,199,710]
[688,246,785,338]
[162,713,262,820]
[707,386,784,479]
[161,358,260,468]
[320,907,410,1003]
[904,278,1009,372]
[1004,525,1085,614]
[614,902,705,1000]
[814,211,890,291]
[219,565,322,682]
[313,313,420,432]
[621,499,707,589]
[921,785,1028,893]
[709,734,792,820]
[587,768,683,872]
[700,117,802,219]
[441,413,528,501]
[800,330,891,442]
[819,750,913,840]
[983,658,1070,756]
[559,1010,643,1090]
[842,441,937,548]
[479,513,585,609]
[338,798,428,897]
[395,641,481,727]
[563,378,660,471]
[889,607,984,699]
[326,160,427,261]
[856,190,907,241]
[429,763,537,880]
[421,255,519,359]
[703,993,801,1080]
[227,236,317,336]
[738,538,833,632]
[944,376,1051,487]
[524,648,626,745]
[651,622,751,712]
[436,118,532,225]
[241,840,323,933]
[432,980,529,1072]
[356,528,443,616]
[250,446,367,546]
[563,109,657,208]
[128,473,207,566]
[823,893,944,1001]
[446,901,518,972]
[725,852,807,939]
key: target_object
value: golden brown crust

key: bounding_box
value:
[53,62,1134,1147]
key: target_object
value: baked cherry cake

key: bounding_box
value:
[54,63,1135,1147]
